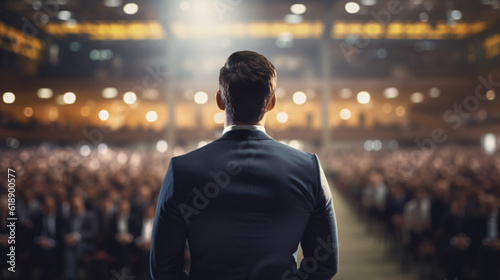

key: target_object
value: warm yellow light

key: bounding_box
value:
[339,109,352,120]
[80,106,90,117]
[146,110,158,122]
[3,92,15,104]
[123,3,139,15]
[395,106,406,117]
[486,90,495,100]
[345,2,360,14]
[293,91,307,105]
[357,91,370,104]
[194,91,208,104]
[102,87,118,99]
[410,92,424,103]
[24,107,33,117]
[63,92,76,104]
[37,88,53,99]
[383,87,399,99]
[123,91,137,104]
[290,4,307,15]
[99,110,109,120]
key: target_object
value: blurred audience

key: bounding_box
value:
[327,145,500,280]
[0,143,499,279]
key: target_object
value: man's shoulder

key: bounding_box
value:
[174,137,316,163]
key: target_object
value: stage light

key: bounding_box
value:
[290,4,306,15]
[80,106,90,117]
[102,87,118,99]
[339,88,353,99]
[123,3,138,14]
[293,91,307,104]
[98,143,108,154]
[58,11,72,20]
[213,112,225,124]
[382,103,392,113]
[383,87,399,99]
[357,91,370,104]
[451,10,462,20]
[410,92,424,103]
[429,87,441,98]
[3,92,15,104]
[24,107,33,117]
[373,140,382,151]
[156,140,168,153]
[89,49,100,60]
[395,106,406,117]
[79,145,91,156]
[345,2,360,14]
[99,110,109,120]
[194,91,208,104]
[37,88,53,99]
[63,92,76,104]
[123,91,137,104]
[486,90,495,100]
[419,12,429,22]
[339,109,352,120]
[277,112,288,123]
[146,110,158,122]
[482,133,497,155]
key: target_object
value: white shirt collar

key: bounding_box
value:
[222,125,266,135]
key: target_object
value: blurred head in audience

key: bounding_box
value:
[117,200,131,216]
[71,196,86,215]
[42,196,57,215]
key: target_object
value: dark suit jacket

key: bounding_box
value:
[31,211,65,253]
[150,129,339,280]
[65,211,98,248]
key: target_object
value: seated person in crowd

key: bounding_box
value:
[64,195,98,280]
[32,195,65,280]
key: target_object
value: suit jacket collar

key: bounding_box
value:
[216,129,273,142]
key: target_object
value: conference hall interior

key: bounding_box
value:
[1,0,500,279]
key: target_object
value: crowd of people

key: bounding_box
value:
[1,143,499,280]
[326,145,500,280]
[1,145,171,280]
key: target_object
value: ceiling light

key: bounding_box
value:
[345,2,361,14]
[123,3,138,14]
[290,4,306,15]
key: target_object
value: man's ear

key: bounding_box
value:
[267,94,276,111]
[216,90,225,110]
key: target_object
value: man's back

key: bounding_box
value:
[150,129,338,280]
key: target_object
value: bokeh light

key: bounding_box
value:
[357,91,370,104]
[3,92,15,104]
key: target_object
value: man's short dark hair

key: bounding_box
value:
[219,51,276,123]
